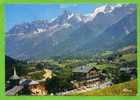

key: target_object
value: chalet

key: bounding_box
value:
[71,66,101,88]
[20,79,47,95]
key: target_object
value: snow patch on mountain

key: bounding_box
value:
[90,5,113,18]
[68,13,74,20]
[84,4,124,22]
[62,23,71,28]
[33,28,47,35]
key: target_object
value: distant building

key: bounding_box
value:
[120,66,136,74]
[119,66,137,80]
[71,66,101,88]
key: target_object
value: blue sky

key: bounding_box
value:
[5,4,102,31]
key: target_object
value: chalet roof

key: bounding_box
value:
[10,67,20,80]
[72,66,95,73]
[29,80,39,85]
[6,86,23,96]
[20,79,39,86]
[20,79,32,86]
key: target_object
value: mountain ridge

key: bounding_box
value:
[6,4,137,60]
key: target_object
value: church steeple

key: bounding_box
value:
[10,66,20,80]
[9,66,20,87]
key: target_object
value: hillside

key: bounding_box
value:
[72,80,137,96]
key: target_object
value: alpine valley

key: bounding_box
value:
[6,4,137,60]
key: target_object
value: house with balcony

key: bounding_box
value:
[71,66,101,88]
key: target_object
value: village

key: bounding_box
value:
[6,65,112,96]
[5,46,137,96]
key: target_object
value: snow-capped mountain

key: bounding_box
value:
[51,10,83,25]
[6,4,137,59]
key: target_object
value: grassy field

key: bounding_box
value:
[120,53,136,62]
[87,63,116,70]
[100,51,113,57]
[96,51,113,57]
[72,80,137,96]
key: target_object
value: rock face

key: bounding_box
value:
[6,4,137,60]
